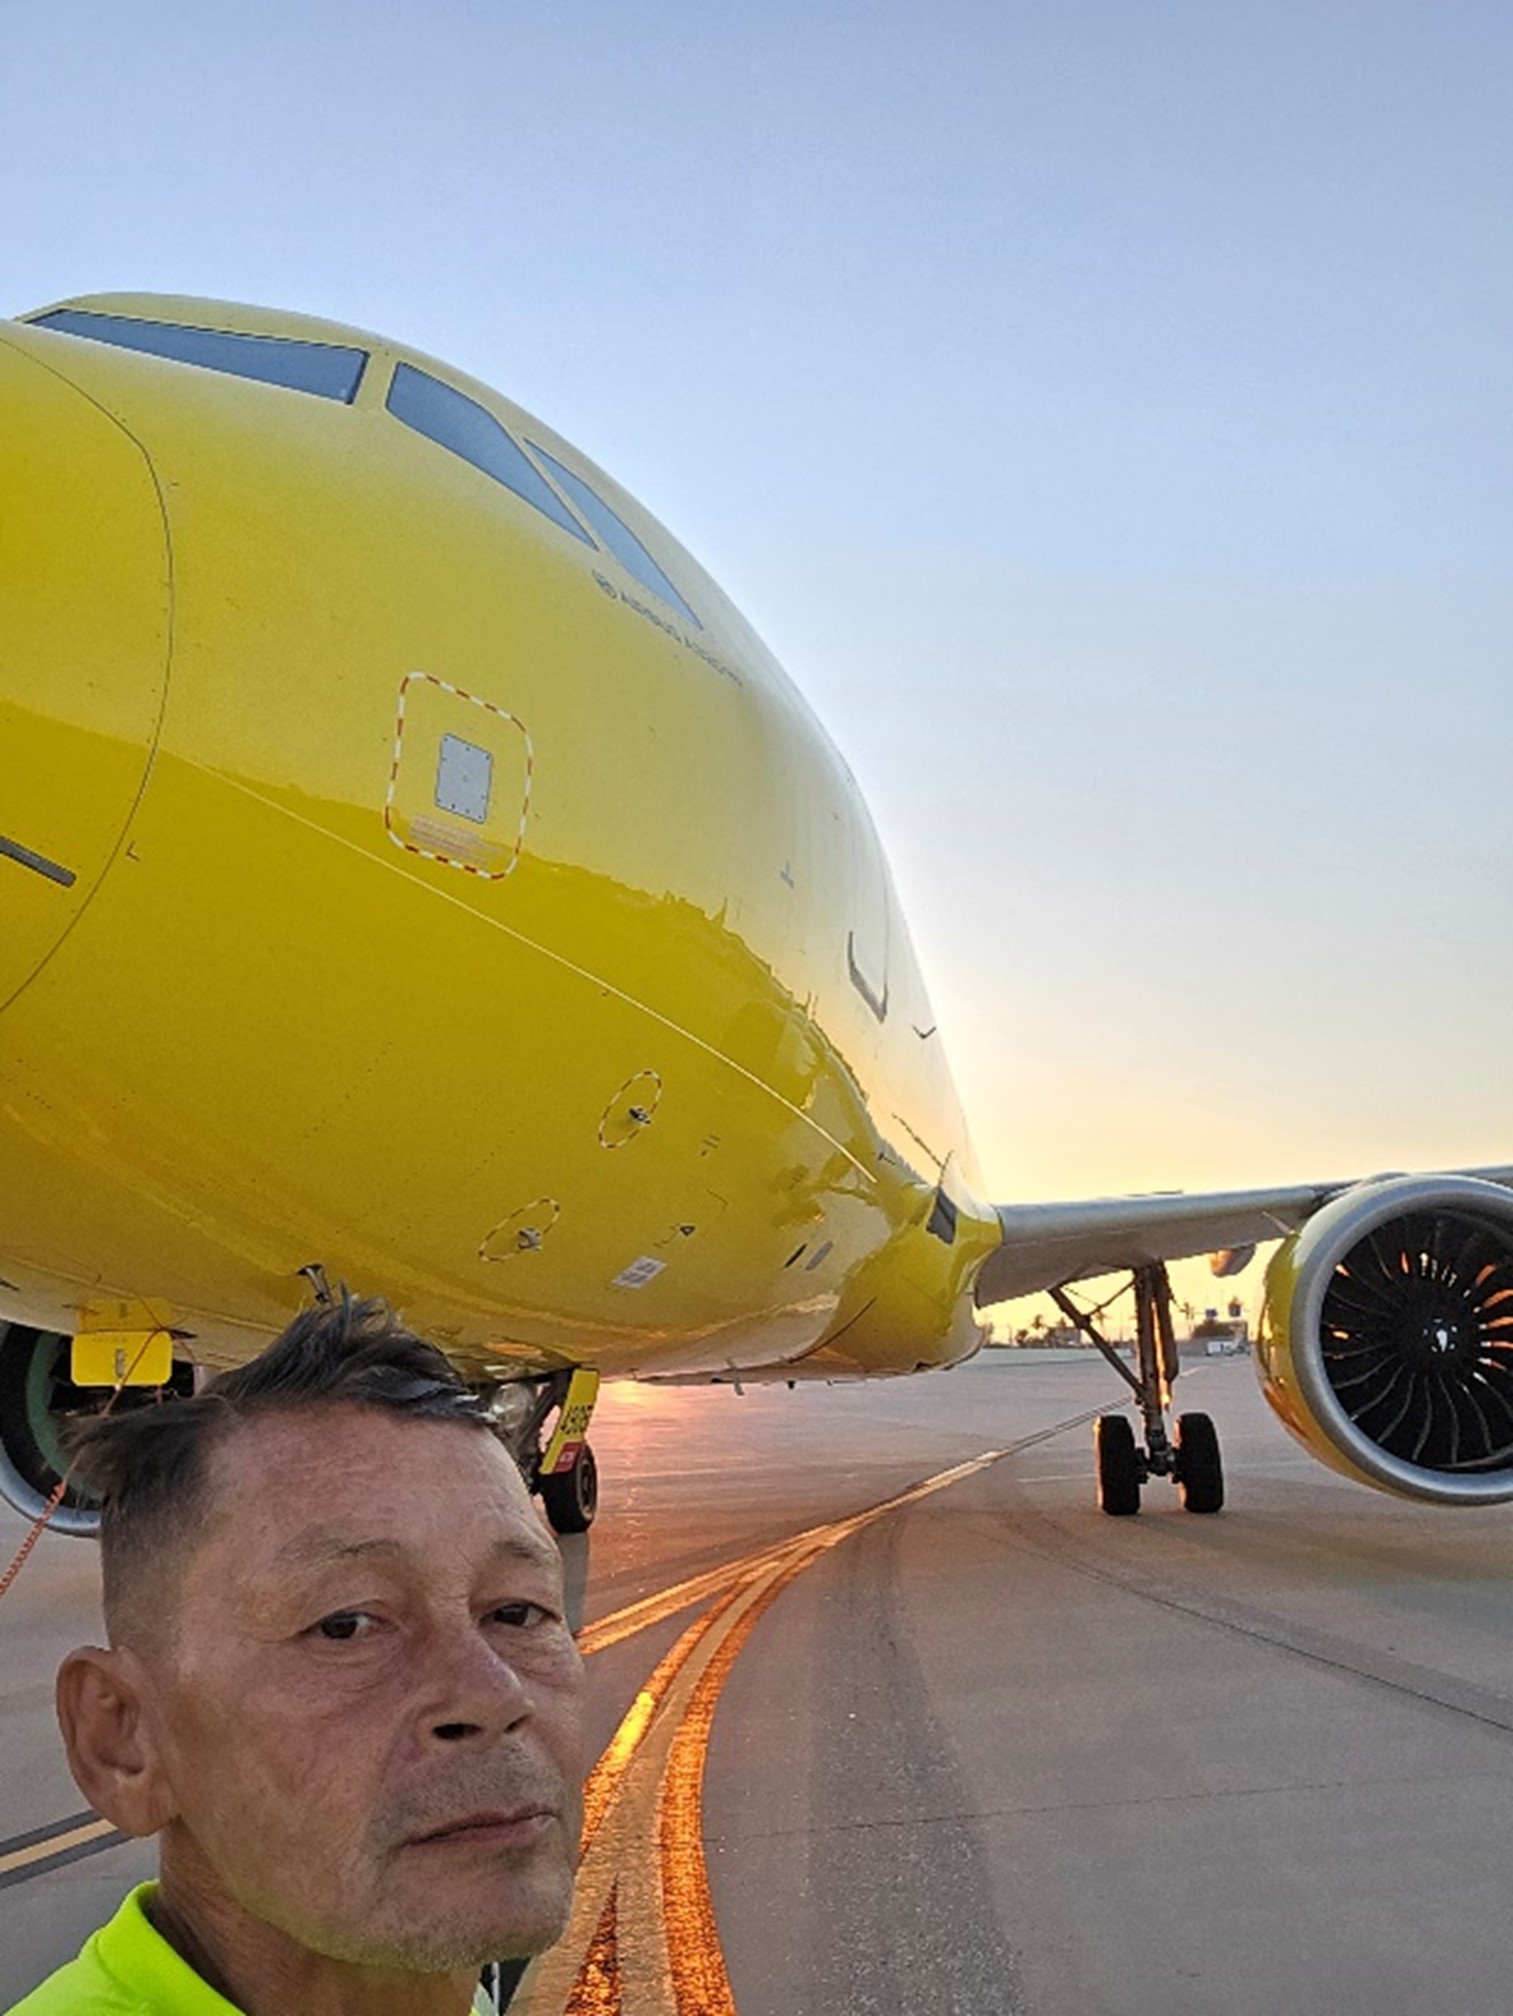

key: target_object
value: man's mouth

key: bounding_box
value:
[407,1807,557,1851]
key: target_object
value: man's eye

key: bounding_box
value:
[487,1601,551,1629]
[312,1611,379,1642]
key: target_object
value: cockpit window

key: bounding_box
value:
[386,363,591,544]
[31,310,367,402]
[527,442,702,628]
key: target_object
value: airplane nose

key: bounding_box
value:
[0,333,171,1009]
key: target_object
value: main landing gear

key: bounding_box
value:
[486,1366,601,1535]
[1051,1262,1224,1517]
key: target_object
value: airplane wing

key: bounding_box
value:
[972,1165,1513,1304]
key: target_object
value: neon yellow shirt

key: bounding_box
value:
[6,1882,496,2013]
[6,1886,241,2015]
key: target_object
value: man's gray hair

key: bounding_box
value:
[68,1295,485,1640]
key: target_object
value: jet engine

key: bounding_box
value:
[1259,1173,1513,1503]
[0,1321,192,1536]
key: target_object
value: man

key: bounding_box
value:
[8,1297,585,2015]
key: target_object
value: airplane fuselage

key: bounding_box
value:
[0,296,999,1387]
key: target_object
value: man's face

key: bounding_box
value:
[141,1405,583,1969]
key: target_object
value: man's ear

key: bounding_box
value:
[57,1646,178,1838]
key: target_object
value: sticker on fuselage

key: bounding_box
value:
[611,1255,666,1290]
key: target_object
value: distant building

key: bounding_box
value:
[1190,1305,1249,1355]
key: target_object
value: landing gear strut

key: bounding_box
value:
[1052,1262,1224,1517]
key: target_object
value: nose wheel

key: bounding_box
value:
[483,1365,602,1534]
[1055,1263,1225,1516]
[539,1439,598,1534]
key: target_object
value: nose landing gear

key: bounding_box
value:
[1053,1262,1224,1517]
[485,1365,601,1534]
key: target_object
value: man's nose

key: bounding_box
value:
[420,1621,535,1746]
[0,331,171,1008]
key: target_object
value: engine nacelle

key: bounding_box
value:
[1260,1173,1513,1504]
[0,1321,193,1537]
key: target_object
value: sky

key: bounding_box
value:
[5,2,1510,1319]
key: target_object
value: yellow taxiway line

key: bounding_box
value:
[0,1815,119,1881]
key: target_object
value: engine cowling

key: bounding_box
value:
[1260,1173,1513,1503]
[0,1321,193,1537]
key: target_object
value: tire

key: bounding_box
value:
[1094,1413,1142,1516]
[1175,1412,1224,1514]
[539,1441,598,1534]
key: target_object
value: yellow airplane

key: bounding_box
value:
[3,293,1512,1535]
